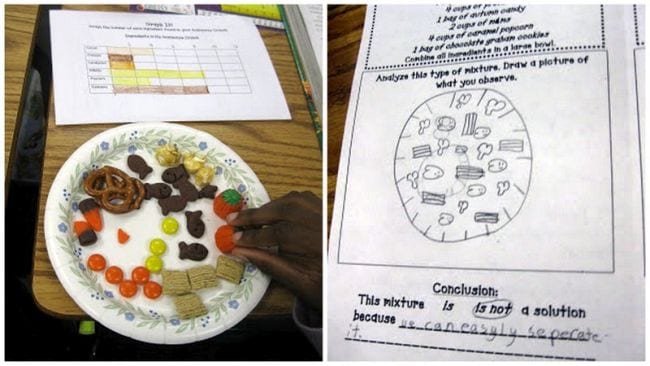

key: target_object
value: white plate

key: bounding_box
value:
[44,122,270,344]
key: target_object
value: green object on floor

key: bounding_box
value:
[79,320,95,335]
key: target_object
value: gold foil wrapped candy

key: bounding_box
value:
[155,144,181,166]
[182,152,205,174]
[194,165,215,188]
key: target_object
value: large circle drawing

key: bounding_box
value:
[394,89,532,242]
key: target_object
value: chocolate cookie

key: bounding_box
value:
[162,165,188,186]
[144,182,172,200]
[178,241,208,261]
[199,185,218,199]
[158,195,187,216]
[185,210,205,238]
[176,179,199,202]
[127,154,153,179]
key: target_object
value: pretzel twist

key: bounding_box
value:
[83,166,145,213]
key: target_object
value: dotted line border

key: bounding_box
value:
[633,5,642,46]
[363,5,377,68]
[364,4,607,71]
[344,337,596,361]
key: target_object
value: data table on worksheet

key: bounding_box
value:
[84,45,251,95]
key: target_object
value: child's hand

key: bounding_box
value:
[228,191,322,311]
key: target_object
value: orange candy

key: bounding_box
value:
[131,266,150,285]
[213,189,244,220]
[87,254,106,271]
[79,198,103,232]
[143,281,162,299]
[117,228,130,244]
[119,280,138,298]
[215,225,236,253]
[84,209,103,232]
[74,221,93,237]
[105,266,124,284]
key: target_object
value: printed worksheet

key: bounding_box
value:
[329,5,645,360]
[50,10,290,124]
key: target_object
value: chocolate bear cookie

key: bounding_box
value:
[199,185,218,199]
[162,165,188,186]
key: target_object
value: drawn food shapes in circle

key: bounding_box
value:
[394,88,532,242]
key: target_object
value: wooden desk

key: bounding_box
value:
[327,5,365,230]
[23,5,321,319]
[5,5,39,183]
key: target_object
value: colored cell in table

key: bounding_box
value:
[108,54,134,62]
[113,85,140,93]
[110,60,135,69]
[112,77,141,86]
[107,47,131,55]
[183,86,209,94]
[134,69,159,78]
[111,69,136,77]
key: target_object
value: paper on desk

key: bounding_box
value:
[50,10,290,124]
[328,5,644,361]
[298,4,323,72]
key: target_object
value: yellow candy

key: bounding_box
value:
[182,152,205,174]
[149,238,167,255]
[155,144,181,166]
[162,217,179,234]
[194,165,215,188]
[145,255,163,273]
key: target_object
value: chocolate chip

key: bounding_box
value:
[185,211,205,238]
[158,195,187,216]
[178,241,208,261]
[127,154,153,179]
[162,165,188,185]
[78,198,99,213]
[199,185,218,199]
[78,230,97,246]
[144,182,172,200]
[176,179,199,202]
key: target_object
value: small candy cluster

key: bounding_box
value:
[86,253,162,300]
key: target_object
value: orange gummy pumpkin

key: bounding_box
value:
[215,225,236,253]
[213,189,244,220]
